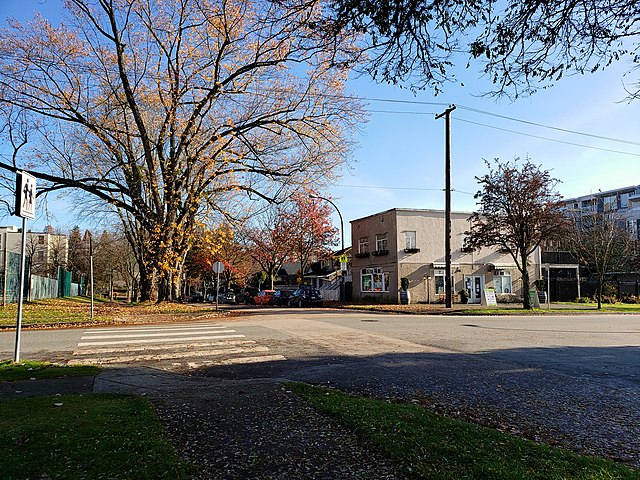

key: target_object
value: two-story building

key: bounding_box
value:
[350,208,541,304]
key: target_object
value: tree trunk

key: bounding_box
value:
[138,266,154,302]
[521,251,531,309]
[597,276,603,310]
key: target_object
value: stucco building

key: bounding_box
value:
[350,208,541,304]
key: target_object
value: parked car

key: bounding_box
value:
[288,286,323,307]
[217,290,236,304]
[254,290,276,305]
[268,289,293,306]
[189,293,204,303]
[239,287,258,304]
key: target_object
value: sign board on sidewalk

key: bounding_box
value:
[482,287,497,306]
[15,171,36,219]
[212,261,224,274]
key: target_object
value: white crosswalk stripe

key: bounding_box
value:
[71,322,285,369]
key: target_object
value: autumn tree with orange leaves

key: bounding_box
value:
[244,206,293,290]
[0,0,363,301]
[281,192,338,284]
[186,224,253,294]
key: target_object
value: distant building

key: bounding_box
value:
[562,185,640,238]
[542,185,640,301]
[350,208,541,304]
[0,226,68,277]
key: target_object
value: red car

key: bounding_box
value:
[253,290,276,305]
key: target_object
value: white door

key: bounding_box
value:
[464,275,484,304]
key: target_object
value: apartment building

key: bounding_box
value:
[0,226,68,277]
[562,185,640,238]
[544,185,640,300]
[350,208,540,304]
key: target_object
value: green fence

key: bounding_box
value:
[0,252,80,303]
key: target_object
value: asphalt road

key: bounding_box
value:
[1,309,639,381]
[2,308,640,465]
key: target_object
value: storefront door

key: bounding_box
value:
[464,275,484,304]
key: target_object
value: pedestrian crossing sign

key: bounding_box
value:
[15,171,36,219]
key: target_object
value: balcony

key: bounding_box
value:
[404,247,420,254]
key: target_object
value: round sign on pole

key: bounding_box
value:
[212,261,225,274]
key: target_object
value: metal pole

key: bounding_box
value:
[14,217,27,362]
[546,267,551,310]
[215,271,220,311]
[90,235,94,319]
[3,232,7,307]
[436,105,456,308]
[309,194,345,302]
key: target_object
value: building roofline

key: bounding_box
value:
[350,207,474,224]
[563,185,640,202]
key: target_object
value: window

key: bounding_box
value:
[434,269,454,295]
[361,268,390,292]
[38,235,45,245]
[494,270,512,294]
[603,195,616,211]
[619,193,630,209]
[358,237,369,254]
[375,233,388,252]
[404,231,417,249]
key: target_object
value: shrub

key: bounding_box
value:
[621,295,640,304]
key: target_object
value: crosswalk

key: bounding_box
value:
[70,322,286,370]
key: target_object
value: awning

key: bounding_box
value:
[485,262,517,269]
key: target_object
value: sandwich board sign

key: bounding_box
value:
[15,171,36,219]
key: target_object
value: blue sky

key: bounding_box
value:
[2,0,639,243]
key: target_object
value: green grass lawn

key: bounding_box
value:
[289,383,638,480]
[0,360,100,382]
[0,393,190,480]
[0,296,219,327]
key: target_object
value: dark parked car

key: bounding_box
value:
[239,287,258,304]
[288,286,323,307]
[217,290,237,304]
[268,289,293,306]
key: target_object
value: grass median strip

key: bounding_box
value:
[0,296,220,327]
[0,393,190,480]
[288,382,638,480]
[0,359,100,382]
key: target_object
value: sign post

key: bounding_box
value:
[13,171,36,362]
[212,261,224,310]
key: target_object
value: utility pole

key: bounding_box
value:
[436,105,456,308]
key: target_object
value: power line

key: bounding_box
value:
[455,117,640,158]
[456,105,640,147]
[336,184,475,195]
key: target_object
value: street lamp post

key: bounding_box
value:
[309,194,345,302]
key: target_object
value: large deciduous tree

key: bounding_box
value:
[0,0,363,301]
[325,0,640,97]
[568,210,634,309]
[465,158,567,309]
